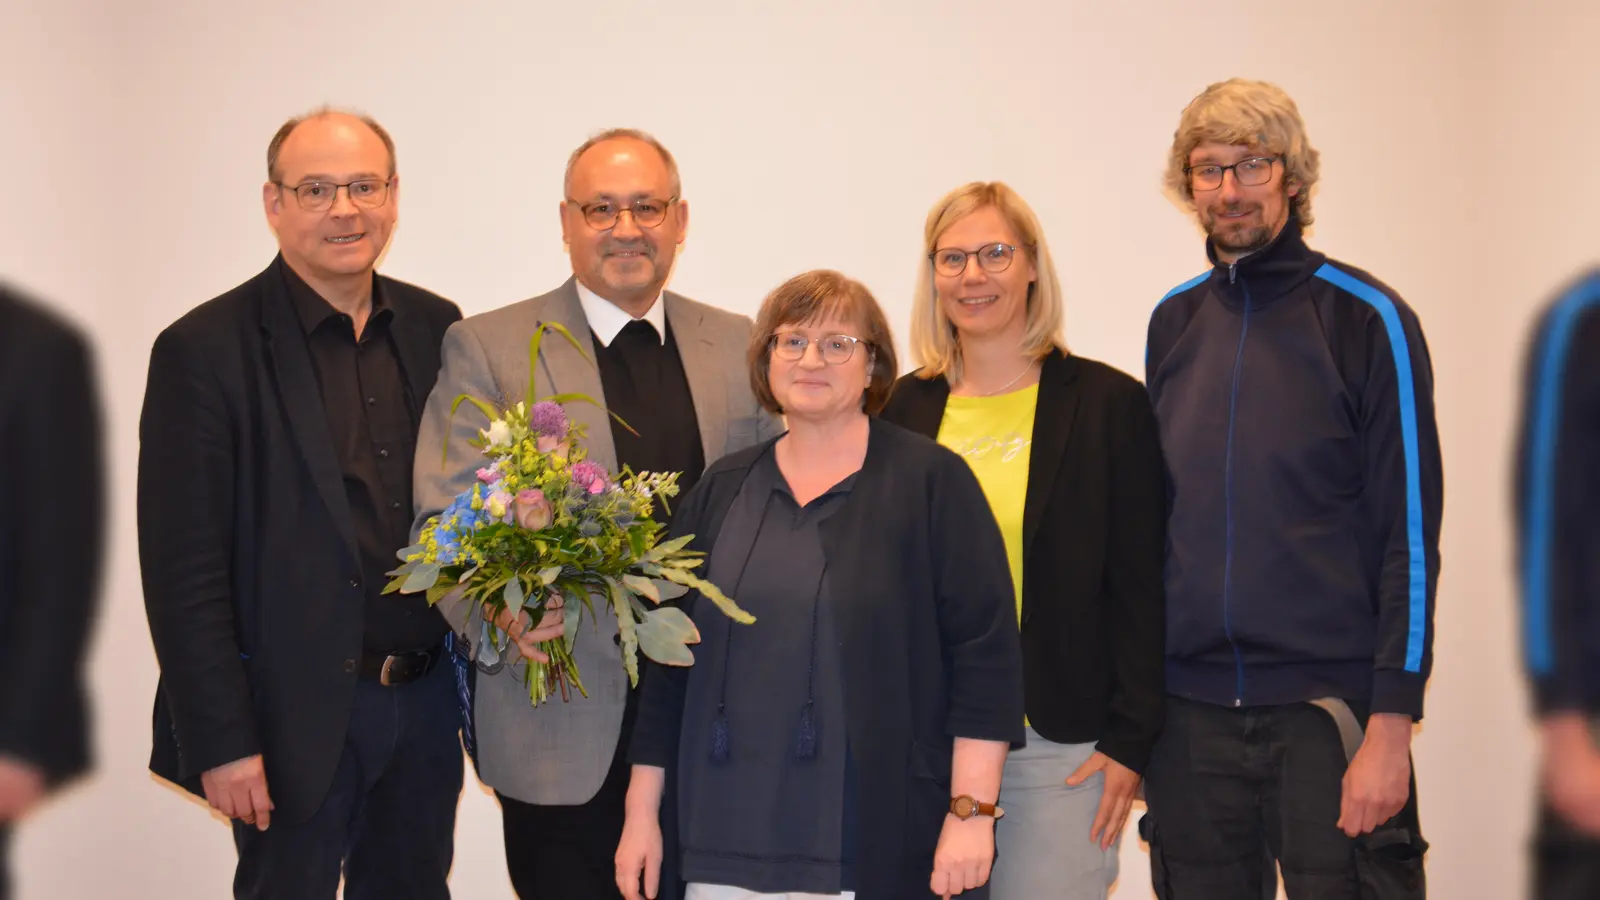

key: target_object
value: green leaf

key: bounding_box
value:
[634,607,697,666]
[621,574,660,604]
[604,576,641,688]
[443,394,501,466]
[643,606,700,642]
[401,561,441,594]
[658,568,754,625]
[537,565,562,586]
[458,565,480,584]
[527,321,594,405]
[646,534,696,560]
[381,578,405,596]
[561,586,581,650]
[426,581,456,606]
[387,559,420,579]
[652,578,689,601]
[503,578,525,617]
[395,543,426,562]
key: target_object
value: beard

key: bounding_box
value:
[1207,213,1275,257]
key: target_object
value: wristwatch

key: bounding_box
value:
[949,794,1004,820]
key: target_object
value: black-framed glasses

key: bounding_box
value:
[770,332,867,365]
[569,196,678,230]
[929,242,1024,278]
[276,178,393,212]
[1185,157,1280,192]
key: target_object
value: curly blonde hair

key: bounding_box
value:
[1164,78,1321,226]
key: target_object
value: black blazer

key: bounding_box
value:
[0,287,104,789]
[631,418,1025,900]
[880,349,1167,772]
[138,257,461,823]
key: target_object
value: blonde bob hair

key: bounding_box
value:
[909,182,1066,383]
[1164,78,1321,226]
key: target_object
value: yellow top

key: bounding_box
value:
[936,383,1037,624]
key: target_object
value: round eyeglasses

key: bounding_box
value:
[569,197,677,230]
[770,332,866,365]
[929,243,1023,278]
[1185,157,1280,192]
[277,178,393,212]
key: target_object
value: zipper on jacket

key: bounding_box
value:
[1220,275,1250,706]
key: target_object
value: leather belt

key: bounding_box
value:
[359,643,444,686]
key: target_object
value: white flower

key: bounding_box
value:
[482,419,513,449]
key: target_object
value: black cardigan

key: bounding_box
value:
[879,349,1166,772]
[630,417,1025,900]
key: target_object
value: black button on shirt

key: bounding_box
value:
[284,267,446,654]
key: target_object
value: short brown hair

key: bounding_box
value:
[749,270,898,416]
[267,107,396,182]
[563,128,682,199]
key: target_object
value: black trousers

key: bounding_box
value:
[499,688,639,900]
[231,660,464,900]
[1143,697,1424,900]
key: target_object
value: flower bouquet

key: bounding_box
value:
[386,323,753,706]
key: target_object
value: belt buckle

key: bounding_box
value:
[379,654,400,686]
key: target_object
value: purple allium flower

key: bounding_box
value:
[529,401,569,438]
[569,460,609,495]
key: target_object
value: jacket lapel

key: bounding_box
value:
[665,293,724,464]
[257,257,359,565]
[536,279,617,472]
[1021,350,1078,553]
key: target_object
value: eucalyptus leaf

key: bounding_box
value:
[634,612,696,666]
[401,561,442,594]
[652,578,689,601]
[621,574,660,604]
[643,606,700,643]
[426,582,456,605]
[504,578,525,617]
[538,566,562,586]
[563,586,581,650]
[395,543,426,562]
[458,565,480,584]
[387,559,420,579]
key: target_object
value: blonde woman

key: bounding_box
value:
[880,183,1166,899]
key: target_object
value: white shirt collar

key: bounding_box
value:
[575,280,665,347]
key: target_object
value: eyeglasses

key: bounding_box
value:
[568,196,678,230]
[277,178,393,212]
[770,332,867,365]
[929,243,1024,278]
[1185,157,1280,192]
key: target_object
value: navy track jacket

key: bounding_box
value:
[1516,268,1600,716]
[1146,217,1443,719]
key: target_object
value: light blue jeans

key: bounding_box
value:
[991,728,1120,900]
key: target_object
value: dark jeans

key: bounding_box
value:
[499,687,637,900]
[232,659,464,900]
[1143,697,1424,900]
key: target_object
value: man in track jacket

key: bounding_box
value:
[1140,78,1443,899]
[1515,268,1600,899]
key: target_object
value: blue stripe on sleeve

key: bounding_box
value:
[1313,263,1429,673]
[1518,274,1600,675]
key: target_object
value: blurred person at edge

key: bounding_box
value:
[1140,78,1442,899]
[0,282,105,900]
[1514,268,1600,899]
[138,108,465,900]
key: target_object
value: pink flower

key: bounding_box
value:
[536,434,559,454]
[514,489,553,531]
[475,467,499,484]
[570,461,609,495]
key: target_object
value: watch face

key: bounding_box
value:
[951,796,976,818]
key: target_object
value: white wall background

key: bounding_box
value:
[1,0,1592,897]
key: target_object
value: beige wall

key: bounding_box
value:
[2,0,1591,896]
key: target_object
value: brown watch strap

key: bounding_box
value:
[949,794,1004,820]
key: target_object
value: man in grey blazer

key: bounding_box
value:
[413,128,779,899]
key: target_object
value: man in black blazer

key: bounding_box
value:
[0,284,104,900]
[138,109,463,900]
